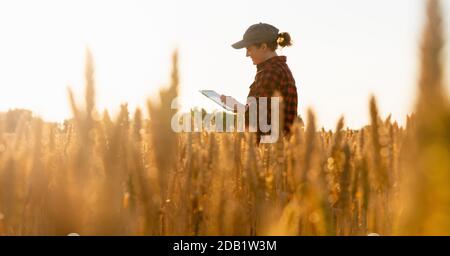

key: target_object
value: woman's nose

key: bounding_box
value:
[246,50,250,57]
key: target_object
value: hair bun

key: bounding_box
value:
[277,32,292,47]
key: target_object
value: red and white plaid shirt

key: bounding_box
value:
[245,56,298,139]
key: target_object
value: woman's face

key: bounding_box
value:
[246,44,269,65]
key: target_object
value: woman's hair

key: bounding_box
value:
[255,32,292,51]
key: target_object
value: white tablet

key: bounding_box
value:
[199,90,238,111]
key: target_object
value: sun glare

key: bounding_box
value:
[0,0,177,122]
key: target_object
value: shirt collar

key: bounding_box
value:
[256,55,286,71]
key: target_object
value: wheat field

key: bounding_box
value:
[0,0,449,236]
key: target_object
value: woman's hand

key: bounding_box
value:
[220,95,245,113]
[220,94,227,103]
[220,95,238,105]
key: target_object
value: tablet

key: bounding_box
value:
[199,90,238,111]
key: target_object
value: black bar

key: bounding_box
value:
[0,236,448,255]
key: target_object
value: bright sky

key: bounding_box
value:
[0,0,449,129]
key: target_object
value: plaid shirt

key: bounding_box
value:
[245,56,298,139]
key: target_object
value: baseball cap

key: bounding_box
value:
[232,23,280,49]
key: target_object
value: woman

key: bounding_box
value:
[221,22,298,143]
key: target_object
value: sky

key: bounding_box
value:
[0,0,449,129]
